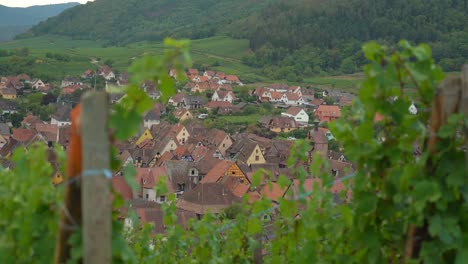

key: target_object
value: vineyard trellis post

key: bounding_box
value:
[81,92,111,264]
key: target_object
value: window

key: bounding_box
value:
[256,149,259,154]
[146,194,149,199]
[191,170,195,175]
[232,171,236,175]
[222,143,225,148]
[255,155,259,161]
[160,196,166,202]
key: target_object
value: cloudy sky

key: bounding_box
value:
[0,0,93,7]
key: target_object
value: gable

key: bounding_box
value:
[136,129,153,145]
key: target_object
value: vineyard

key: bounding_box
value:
[0,40,467,263]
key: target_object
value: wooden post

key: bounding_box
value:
[81,92,111,264]
[462,65,468,170]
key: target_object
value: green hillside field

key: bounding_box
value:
[0,35,367,90]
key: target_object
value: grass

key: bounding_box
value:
[0,35,366,91]
[0,35,267,81]
[218,114,262,125]
[303,73,364,91]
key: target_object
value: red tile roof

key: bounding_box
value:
[112,176,133,200]
[286,106,304,116]
[12,128,35,142]
[261,183,288,202]
[201,160,234,183]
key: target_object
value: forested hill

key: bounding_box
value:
[0,2,79,41]
[24,0,468,77]
[241,0,468,79]
[25,0,272,44]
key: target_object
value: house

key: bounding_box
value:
[281,92,305,105]
[135,167,174,203]
[203,70,215,79]
[31,79,46,90]
[12,128,36,143]
[0,100,18,114]
[1,87,17,99]
[168,93,185,107]
[264,140,294,167]
[173,109,193,121]
[117,72,129,86]
[0,123,11,140]
[135,128,153,146]
[261,182,288,203]
[281,106,309,124]
[51,105,72,126]
[226,138,266,166]
[81,70,94,79]
[211,90,236,103]
[0,134,7,148]
[181,95,207,109]
[35,123,59,143]
[308,125,328,159]
[98,65,115,80]
[204,129,233,157]
[315,105,341,122]
[143,108,161,129]
[310,98,324,108]
[288,86,303,96]
[202,161,249,185]
[205,101,232,112]
[61,77,83,88]
[265,117,298,133]
[141,81,160,99]
[176,182,241,215]
[187,68,199,76]
[21,114,41,128]
[224,75,242,85]
[61,85,82,95]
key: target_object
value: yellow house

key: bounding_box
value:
[1,87,17,99]
[246,144,266,166]
[227,163,249,184]
[136,128,153,145]
[173,109,193,122]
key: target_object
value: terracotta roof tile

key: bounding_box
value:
[12,128,35,142]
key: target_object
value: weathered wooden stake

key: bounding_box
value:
[81,92,111,264]
[462,65,468,170]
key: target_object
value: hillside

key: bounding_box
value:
[0,2,79,41]
[18,0,468,77]
[25,0,272,44]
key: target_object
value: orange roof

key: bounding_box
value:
[270,91,283,100]
[261,183,288,202]
[12,128,35,142]
[225,75,240,82]
[206,101,232,108]
[286,106,304,116]
[284,92,301,101]
[112,176,133,200]
[201,160,234,183]
[316,105,341,117]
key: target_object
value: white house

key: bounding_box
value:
[61,77,83,88]
[211,90,236,103]
[281,106,309,124]
[31,79,46,90]
[282,93,305,105]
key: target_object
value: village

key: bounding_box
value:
[0,65,356,233]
